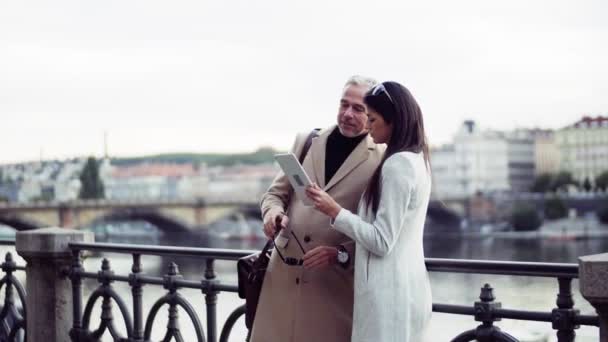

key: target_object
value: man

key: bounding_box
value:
[251,76,386,342]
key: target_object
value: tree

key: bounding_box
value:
[551,171,578,192]
[583,177,592,192]
[544,196,568,220]
[530,173,553,193]
[510,204,542,231]
[596,171,608,192]
[79,157,105,199]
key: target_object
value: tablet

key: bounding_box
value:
[274,153,314,206]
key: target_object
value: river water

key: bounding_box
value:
[1,219,606,341]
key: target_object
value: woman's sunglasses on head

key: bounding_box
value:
[371,83,394,104]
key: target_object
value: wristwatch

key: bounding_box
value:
[336,245,349,265]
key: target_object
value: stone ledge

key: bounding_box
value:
[579,253,608,301]
[15,227,94,258]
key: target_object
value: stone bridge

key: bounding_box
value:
[0,197,466,234]
[0,198,260,232]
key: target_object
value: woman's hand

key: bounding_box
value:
[305,184,342,219]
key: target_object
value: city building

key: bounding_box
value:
[105,163,201,200]
[556,116,608,184]
[532,129,560,175]
[431,120,535,199]
[505,129,536,193]
[429,144,460,199]
[205,163,278,201]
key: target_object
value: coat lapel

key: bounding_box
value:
[309,127,332,188]
[324,133,376,191]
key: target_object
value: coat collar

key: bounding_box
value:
[309,125,377,191]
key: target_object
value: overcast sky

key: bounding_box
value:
[1,0,607,164]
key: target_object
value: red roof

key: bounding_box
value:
[112,163,197,178]
[569,115,608,129]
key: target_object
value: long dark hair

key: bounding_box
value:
[363,81,430,214]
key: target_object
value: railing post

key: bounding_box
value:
[579,253,608,342]
[130,253,144,342]
[69,249,85,341]
[552,277,579,342]
[204,258,218,342]
[15,227,93,342]
[473,284,503,342]
[164,263,182,339]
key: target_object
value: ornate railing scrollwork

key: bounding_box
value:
[67,242,251,342]
[0,248,26,342]
[219,305,247,342]
[143,263,206,342]
[80,259,134,341]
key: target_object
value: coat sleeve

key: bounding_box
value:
[331,154,415,257]
[260,132,308,222]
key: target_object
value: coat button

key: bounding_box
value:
[303,235,311,243]
[296,277,300,284]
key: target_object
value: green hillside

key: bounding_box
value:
[111,147,283,167]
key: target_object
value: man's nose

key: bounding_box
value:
[343,106,354,118]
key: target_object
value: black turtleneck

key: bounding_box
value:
[325,128,367,184]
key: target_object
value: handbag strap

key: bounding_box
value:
[253,239,274,269]
[261,239,274,255]
[298,128,321,164]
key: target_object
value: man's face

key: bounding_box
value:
[337,84,369,137]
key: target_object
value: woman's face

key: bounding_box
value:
[366,109,392,144]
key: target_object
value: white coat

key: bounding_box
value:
[332,151,433,342]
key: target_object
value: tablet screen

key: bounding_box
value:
[274,153,314,206]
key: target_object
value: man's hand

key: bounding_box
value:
[263,212,289,239]
[303,246,338,270]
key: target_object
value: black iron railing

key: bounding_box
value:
[67,242,253,342]
[426,258,599,341]
[63,241,600,342]
[0,240,26,342]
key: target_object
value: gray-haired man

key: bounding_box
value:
[251,76,386,342]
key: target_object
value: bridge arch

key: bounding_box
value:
[82,208,191,233]
[0,214,46,231]
[425,201,462,233]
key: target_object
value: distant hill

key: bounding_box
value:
[111,147,284,167]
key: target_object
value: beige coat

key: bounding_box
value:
[251,126,385,342]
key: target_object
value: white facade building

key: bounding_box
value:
[431,121,535,199]
[532,129,560,175]
[17,179,42,202]
[177,175,210,199]
[104,176,175,200]
[556,116,608,184]
[430,145,460,199]
[54,178,81,202]
[505,130,536,192]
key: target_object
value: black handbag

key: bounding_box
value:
[237,239,273,329]
[236,128,320,330]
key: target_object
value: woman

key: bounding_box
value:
[304,81,432,342]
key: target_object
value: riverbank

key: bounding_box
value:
[434,217,608,240]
